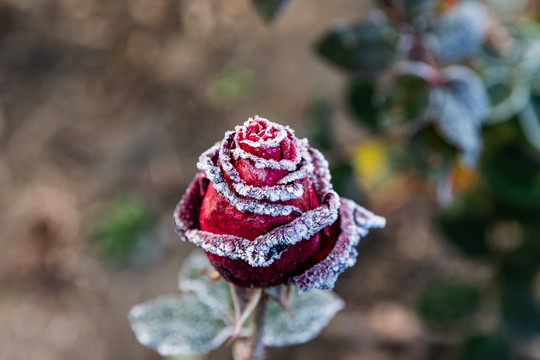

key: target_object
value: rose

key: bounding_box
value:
[174,116,385,291]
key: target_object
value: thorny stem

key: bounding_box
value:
[250,292,269,360]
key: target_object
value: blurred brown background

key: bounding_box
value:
[0,0,488,359]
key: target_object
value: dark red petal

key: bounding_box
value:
[205,231,321,288]
[197,142,300,217]
[288,198,386,292]
[173,172,209,236]
[236,116,294,162]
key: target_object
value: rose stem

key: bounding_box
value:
[250,291,269,360]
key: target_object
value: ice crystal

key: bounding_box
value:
[233,181,304,201]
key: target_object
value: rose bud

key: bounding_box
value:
[174,116,385,291]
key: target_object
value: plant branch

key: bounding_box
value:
[250,291,269,360]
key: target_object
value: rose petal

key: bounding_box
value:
[235,116,298,162]
[175,186,340,267]
[173,172,209,233]
[289,198,386,292]
[197,143,300,216]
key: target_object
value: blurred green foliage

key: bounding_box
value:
[206,64,255,109]
[458,333,510,360]
[251,0,292,22]
[313,0,540,356]
[417,280,481,327]
[305,96,335,152]
[93,194,155,265]
[258,0,540,357]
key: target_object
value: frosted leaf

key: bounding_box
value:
[441,66,489,123]
[197,143,300,216]
[315,12,399,76]
[432,2,488,62]
[519,100,540,152]
[392,60,439,82]
[483,66,530,125]
[263,288,344,347]
[179,191,340,267]
[178,251,233,322]
[290,199,386,292]
[433,66,489,165]
[128,295,233,356]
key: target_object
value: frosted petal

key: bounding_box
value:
[235,115,292,150]
[232,182,304,202]
[176,191,341,267]
[308,147,333,195]
[220,131,311,197]
[289,198,386,292]
[277,152,314,185]
[230,123,302,171]
[197,143,300,216]
[173,172,208,234]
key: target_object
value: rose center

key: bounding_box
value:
[240,119,280,144]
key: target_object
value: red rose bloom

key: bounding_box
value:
[174,116,385,291]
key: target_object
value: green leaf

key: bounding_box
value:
[482,141,540,219]
[251,0,292,22]
[128,295,233,356]
[330,162,365,203]
[403,0,436,17]
[518,95,540,152]
[376,0,437,22]
[178,251,233,322]
[305,96,335,151]
[417,280,481,327]
[432,2,488,63]
[263,289,344,347]
[382,63,432,125]
[483,66,530,125]
[438,212,491,258]
[408,124,458,175]
[499,229,540,285]
[458,333,510,360]
[434,66,490,165]
[500,283,540,336]
[347,80,379,129]
[315,13,398,76]
[497,227,540,335]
